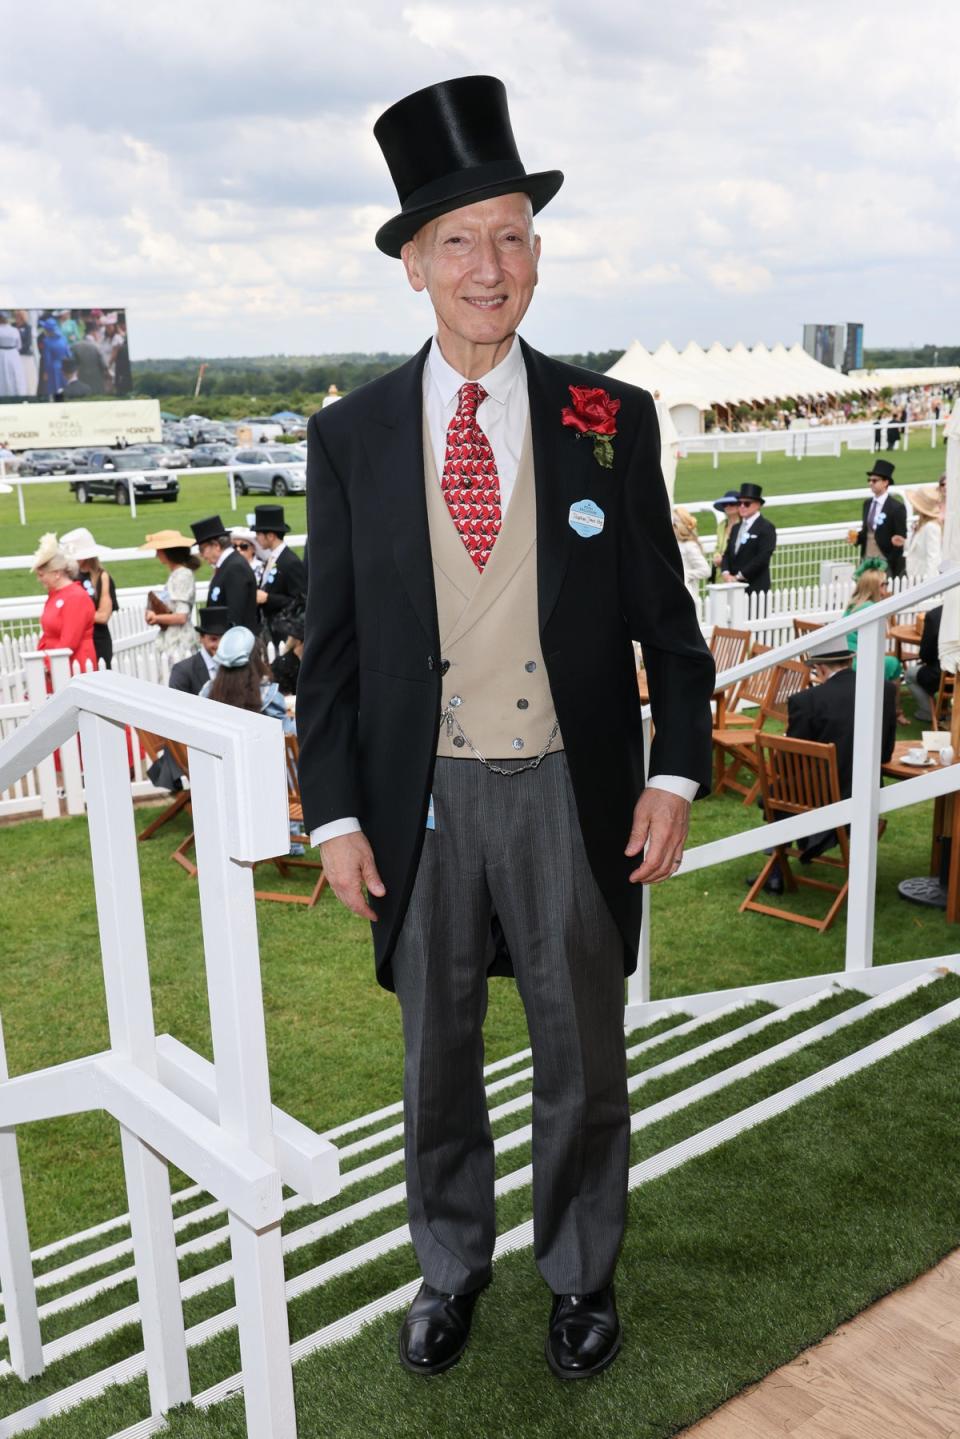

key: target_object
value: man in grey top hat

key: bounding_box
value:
[297,75,714,1380]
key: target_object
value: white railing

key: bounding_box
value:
[682,416,945,465]
[630,565,960,1007]
[0,672,338,1437]
[0,462,305,524]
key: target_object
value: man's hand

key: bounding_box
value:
[890,534,905,548]
[625,789,691,884]
[256,588,268,605]
[319,831,386,921]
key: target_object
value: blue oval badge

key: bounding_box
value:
[568,498,605,538]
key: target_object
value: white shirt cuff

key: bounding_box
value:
[309,817,361,847]
[647,774,699,803]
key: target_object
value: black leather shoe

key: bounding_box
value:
[399,1282,484,1375]
[745,867,784,895]
[545,1286,622,1380]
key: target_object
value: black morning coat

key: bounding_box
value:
[856,492,907,577]
[720,512,777,594]
[207,547,259,633]
[259,545,308,635]
[787,667,896,798]
[296,338,717,990]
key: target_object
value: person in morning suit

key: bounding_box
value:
[851,459,907,579]
[252,504,307,641]
[167,607,230,695]
[296,76,715,1382]
[190,514,259,632]
[720,482,777,594]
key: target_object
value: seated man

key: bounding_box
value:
[904,605,942,726]
[749,635,896,893]
[168,607,229,695]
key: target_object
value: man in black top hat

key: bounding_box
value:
[190,515,258,632]
[297,74,714,1381]
[168,606,231,695]
[253,504,307,642]
[852,460,906,579]
[720,483,777,594]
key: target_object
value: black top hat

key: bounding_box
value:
[713,489,741,512]
[252,503,290,535]
[867,459,895,481]
[191,514,230,545]
[737,483,765,505]
[197,606,231,636]
[372,76,563,258]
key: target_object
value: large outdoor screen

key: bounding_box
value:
[0,307,132,400]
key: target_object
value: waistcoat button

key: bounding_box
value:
[517,698,529,710]
[524,660,537,672]
[512,738,524,750]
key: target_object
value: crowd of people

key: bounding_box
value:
[0,308,131,399]
[709,384,955,435]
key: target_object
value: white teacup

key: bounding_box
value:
[904,747,928,765]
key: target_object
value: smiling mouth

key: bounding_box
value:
[463,296,508,309]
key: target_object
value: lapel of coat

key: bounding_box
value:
[520,339,597,634]
[362,339,439,649]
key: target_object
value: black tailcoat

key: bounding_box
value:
[297,339,716,990]
[207,548,259,632]
[721,513,777,593]
[259,545,307,637]
[787,667,896,797]
[856,493,907,577]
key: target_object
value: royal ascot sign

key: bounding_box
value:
[0,399,162,450]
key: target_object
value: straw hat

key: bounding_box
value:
[139,530,197,551]
[907,487,941,522]
[60,526,102,561]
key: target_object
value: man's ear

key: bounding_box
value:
[401,240,427,293]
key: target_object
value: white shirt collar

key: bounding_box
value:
[426,333,525,408]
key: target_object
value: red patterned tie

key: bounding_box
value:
[440,382,502,572]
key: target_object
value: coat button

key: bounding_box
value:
[517,698,529,710]
[524,660,537,672]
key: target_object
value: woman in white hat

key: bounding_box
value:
[61,527,116,668]
[900,487,942,585]
[140,530,201,663]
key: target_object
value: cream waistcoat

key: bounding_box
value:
[424,415,562,761]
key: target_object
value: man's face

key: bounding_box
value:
[256,529,278,549]
[200,632,221,657]
[401,193,540,351]
[738,500,761,520]
[868,475,889,496]
[198,539,221,566]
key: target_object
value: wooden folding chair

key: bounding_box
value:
[709,626,751,726]
[253,734,327,907]
[931,671,955,732]
[741,732,849,933]
[137,732,192,843]
[713,658,810,803]
[793,618,825,641]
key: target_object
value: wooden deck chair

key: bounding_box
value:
[741,732,849,933]
[715,642,772,733]
[709,626,751,726]
[253,734,327,907]
[931,671,955,731]
[793,617,825,641]
[137,732,192,843]
[713,659,810,803]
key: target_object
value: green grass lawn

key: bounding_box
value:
[1,773,958,1437]
[0,440,946,600]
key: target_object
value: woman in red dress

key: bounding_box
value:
[32,532,96,673]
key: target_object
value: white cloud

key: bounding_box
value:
[2,0,956,356]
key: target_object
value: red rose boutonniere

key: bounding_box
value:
[561,385,620,469]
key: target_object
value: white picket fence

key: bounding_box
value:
[682,415,947,465]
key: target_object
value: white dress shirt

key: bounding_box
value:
[310,337,697,848]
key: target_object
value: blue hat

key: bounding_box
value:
[216,626,257,668]
[712,489,740,512]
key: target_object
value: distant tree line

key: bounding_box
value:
[862,345,960,369]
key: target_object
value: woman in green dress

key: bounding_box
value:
[843,559,903,686]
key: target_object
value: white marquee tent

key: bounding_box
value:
[606,340,960,437]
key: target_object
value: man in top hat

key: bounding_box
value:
[711,488,741,574]
[253,504,307,641]
[297,75,715,1380]
[852,460,906,579]
[190,514,258,632]
[168,606,231,695]
[720,483,777,594]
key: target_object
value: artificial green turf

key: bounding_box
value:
[0,441,946,599]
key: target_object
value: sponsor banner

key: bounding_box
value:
[0,399,161,450]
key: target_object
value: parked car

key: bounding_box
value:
[17,449,78,476]
[189,442,235,467]
[70,450,179,505]
[129,442,192,469]
[228,447,306,496]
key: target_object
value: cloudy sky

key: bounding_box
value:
[3,0,956,360]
